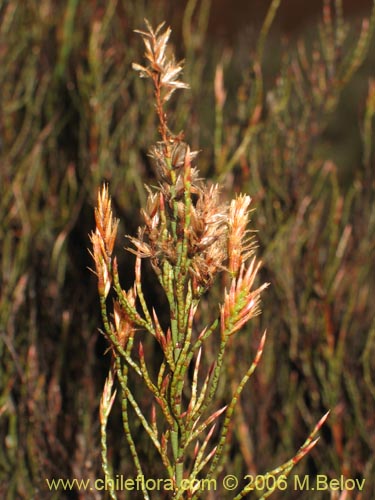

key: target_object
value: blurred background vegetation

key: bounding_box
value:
[0,0,374,498]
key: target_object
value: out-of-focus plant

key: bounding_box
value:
[210,1,375,498]
[90,20,328,500]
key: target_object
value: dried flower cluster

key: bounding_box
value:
[90,185,119,298]
[90,19,328,500]
[129,21,263,300]
[132,20,189,101]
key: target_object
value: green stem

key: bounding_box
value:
[115,357,150,500]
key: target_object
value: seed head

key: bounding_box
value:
[132,19,189,103]
[227,195,255,276]
[221,258,269,338]
[90,185,119,298]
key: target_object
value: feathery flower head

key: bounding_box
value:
[227,195,255,276]
[132,19,189,103]
[90,185,119,298]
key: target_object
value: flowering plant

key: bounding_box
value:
[90,20,327,499]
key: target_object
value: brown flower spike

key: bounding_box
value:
[90,185,119,298]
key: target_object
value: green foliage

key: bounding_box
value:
[0,0,374,498]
